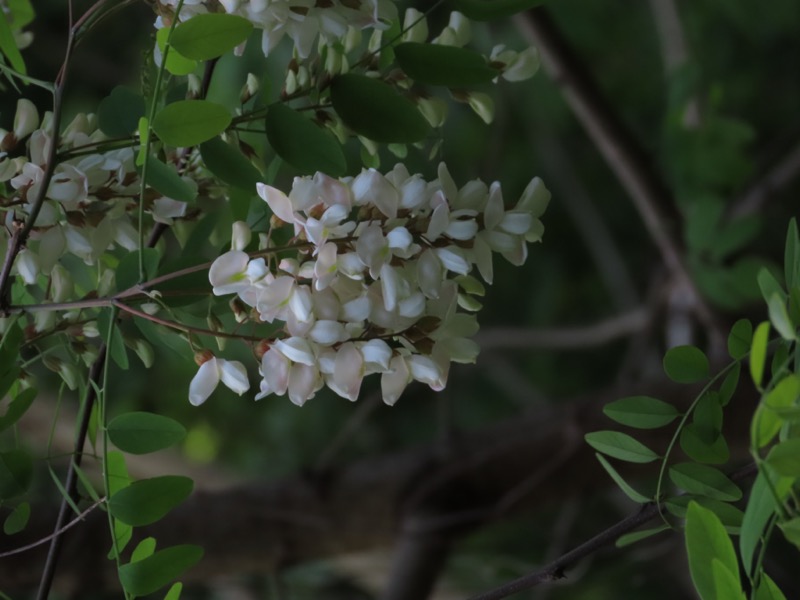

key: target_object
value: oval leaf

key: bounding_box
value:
[265,103,347,176]
[584,431,659,463]
[750,321,770,388]
[98,87,146,137]
[663,345,709,383]
[765,439,800,476]
[0,388,36,433]
[740,471,793,575]
[680,424,729,465]
[171,13,253,61]
[138,157,197,203]
[727,318,752,360]
[108,412,186,455]
[0,449,32,499]
[157,28,198,76]
[669,463,741,501]
[109,476,193,527]
[685,501,741,600]
[199,137,262,191]
[118,544,203,597]
[330,73,431,143]
[594,453,651,503]
[3,501,30,535]
[153,100,231,147]
[603,395,679,429]
[395,42,499,87]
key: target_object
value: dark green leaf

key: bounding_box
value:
[680,424,729,464]
[3,501,30,535]
[265,103,347,176]
[118,545,203,597]
[686,501,741,600]
[691,392,723,443]
[138,156,197,203]
[594,453,651,503]
[727,319,752,360]
[109,476,193,527]
[666,496,743,533]
[779,517,800,549]
[0,388,36,433]
[615,525,670,548]
[97,310,129,370]
[603,395,679,429]
[171,13,253,61]
[153,100,231,147]
[584,431,659,463]
[131,537,157,563]
[98,87,146,137]
[454,0,547,20]
[394,42,499,87]
[108,412,187,455]
[164,582,184,600]
[765,439,800,476]
[116,249,161,292]
[106,451,131,497]
[0,449,32,499]
[200,137,262,191]
[663,345,709,383]
[0,5,26,74]
[0,366,20,402]
[669,463,741,501]
[750,321,770,389]
[718,362,740,406]
[740,471,792,576]
[330,74,431,143]
[0,321,23,367]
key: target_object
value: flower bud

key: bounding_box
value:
[502,47,540,82]
[416,96,448,128]
[16,249,39,284]
[194,349,214,366]
[13,99,39,141]
[284,69,298,96]
[231,220,251,251]
[344,26,361,54]
[129,338,155,368]
[51,263,73,302]
[467,92,495,124]
[187,73,202,98]
[229,297,249,323]
[240,73,260,103]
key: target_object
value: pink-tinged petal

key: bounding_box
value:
[381,355,410,406]
[309,320,346,345]
[313,172,352,208]
[209,250,250,295]
[331,342,363,401]
[360,339,391,371]
[274,337,316,366]
[288,364,318,406]
[262,348,290,396]
[257,182,296,223]
[218,359,250,395]
[352,169,398,218]
[189,359,220,406]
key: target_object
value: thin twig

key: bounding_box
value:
[729,142,800,219]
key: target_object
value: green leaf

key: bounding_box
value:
[758,267,785,304]
[750,321,770,389]
[765,439,800,476]
[594,453,651,503]
[157,28,198,76]
[615,525,670,548]
[691,392,723,443]
[685,501,741,600]
[164,582,184,600]
[768,292,797,341]
[7,0,35,29]
[752,374,800,448]
[394,42,499,87]
[108,519,133,560]
[116,249,161,292]
[153,100,231,147]
[665,496,744,534]
[668,463,741,501]
[131,537,157,563]
[138,156,197,203]
[454,0,547,20]
[118,545,203,597]
[740,470,792,575]
[265,103,347,176]
[663,345,709,383]
[680,424,729,464]
[755,573,788,600]
[711,558,746,600]
[779,517,800,548]
[0,449,32,499]
[0,366,20,402]
[0,387,36,432]
[109,475,193,527]
[584,431,659,463]
[0,5,26,74]
[171,13,253,61]
[97,310,129,370]
[330,73,431,143]
[602,395,679,429]
[3,501,30,535]
[785,217,799,291]
[718,362,740,406]
[106,450,131,497]
[108,412,187,455]
[98,87,146,137]
[727,318,753,360]
[200,137,262,191]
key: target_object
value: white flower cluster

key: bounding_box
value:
[202,163,550,406]
[156,0,396,59]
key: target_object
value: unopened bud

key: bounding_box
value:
[296,65,310,88]
[13,99,39,141]
[130,338,155,368]
[467,92,495,124]
[231,220,251,251]
[284,69,298,96]
[194,349,214,366]
[229,297,249,323]
[16,249,39,285]
[501,47,540,82]
[82,322,100,338]
[255,339,271,360]
[344,26,361,53]
[368,29,383,53]
[241,73,259,103]
[51,264,73,302]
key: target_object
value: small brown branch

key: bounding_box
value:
[730,142,800,219]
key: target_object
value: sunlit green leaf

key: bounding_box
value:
[153,100,231,147]
[108,412,187,455]
[164,582,184,600]
[3,501,30,535]
[669,463,741,501]
[584,431,659,463]
[768,293,797,341]
[394,42,499,87]
[711,558,746,600]
[752,374,800,448]
[727,319,753,360]
[663,345,709,383]
[200,137,262,191]
[98,87,145,137]
[602,395,679,429]
[750,321,770,389]
[755,573,788,600]
[171,13,253,60]
[686,501,741,600]
[118,545,203,597]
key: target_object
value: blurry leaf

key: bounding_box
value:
[171,13,252,60]
[779,517,800,549]
[106,451,131,496]
[109,476,193,527]
[0,6,26,74]
[330,74,431,143]
[157,29,197,76]
[603,395,679,429]
[108,412,187,455]
[98,87,146,137]
[153,100,231,147]
[0,366,20,403]
[727,319,753,360]
[73,463,101,503]
[615,525,670,548]
[138,156,197,203]
[395,43,499,87]
[131,537,157,563]
[47,465,81,516]
[109,519,133,560]
[116,249,161,292]
[755,573,788,600]
[711,558,746,600]
[663,345,709,383]
[691,392,723,443]
[768,293,797,341]
[765,439,800,476]
[200,137,262,191]
[758,267,785,304]
[686,501,741,600]
[454,0,546,20]
[265,103,347,176]
[6,0,34,29]
[740,470,792,575]
[594,453,650,503]
[666,496,744,534]
[718,362,740,406]
[0,388,36,432]
[118,545,203,597]
[97,311,129,370]
[0,449,32,499]
[669,463,741,501]
[584,431,659,463]
[750,321,770,388]
[3,501,30,535]
[785,217,799,291]
[711,216,761,262]
[680,424,729,464]
[0,321,23,367]
[164,582,183,600]
[752,375,800,448]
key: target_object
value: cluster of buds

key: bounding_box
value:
[200,163,549,406]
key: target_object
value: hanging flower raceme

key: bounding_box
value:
[205,163,550,407]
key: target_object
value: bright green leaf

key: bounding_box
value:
[106,450,131,497]
[0,388,36,432]
[3,501,30,535]
[669,463,741,501]
[109,475,193,527]
[740,470,792,575]
[108,412,187,455]
[768,292,797,341]
[265,103,347,176]
[750,321,770,389]
[153,100,231,147]
[663,345,709,383]
[765,439,800,476]
[330,74,431,143]
[0,5,26,74]
[454,0,547,20]
[752,374,800,448]
[199,137,262,191]
[711,558,746,600]
[394,42,499,87]
[138,156,197,203]
[666,496,744,534]
[118,544,203,597]
[685,501,740,600]
[0,449,32,499]
[584,431,659,463]
[156,29,197,76]
[594,453,651,503]
[131,537,157,563]
[164,582,183,600]
[755,573,788,600]
[171,13,253,61]
[98,87,146,137]
[727,318,753,360]
[603,395,679,429]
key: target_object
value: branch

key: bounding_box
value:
[730,142,800,219]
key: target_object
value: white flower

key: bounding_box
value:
[189,357,250,406]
